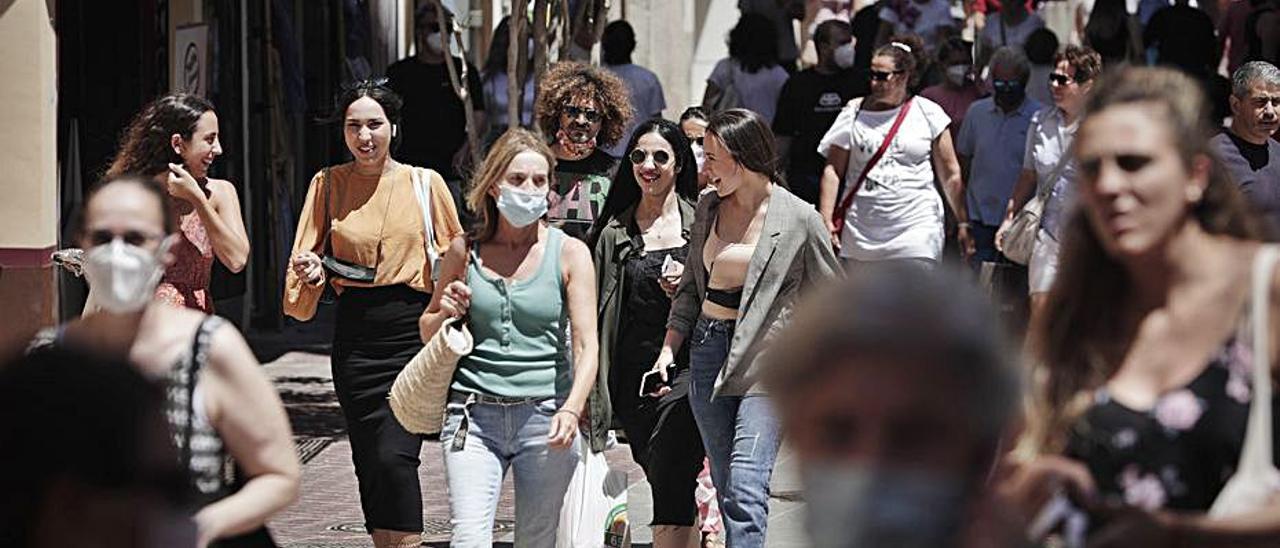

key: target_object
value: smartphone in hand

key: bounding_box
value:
[639,363,677,397]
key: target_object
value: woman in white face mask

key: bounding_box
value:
[418,128,600,547]
[40,176,299,547]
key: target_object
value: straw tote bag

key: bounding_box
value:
[388,168,473,435]
[1209,245,1280,517]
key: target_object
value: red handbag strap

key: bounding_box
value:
[834,98,914,228]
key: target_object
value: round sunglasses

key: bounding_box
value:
[629,148,673,166]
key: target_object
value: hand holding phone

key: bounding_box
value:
[640,362,677,397]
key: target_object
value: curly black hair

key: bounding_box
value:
[535,61,634,148]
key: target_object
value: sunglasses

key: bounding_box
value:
[563,105,602,123]
[991,79,1021,91]
[1049,73,1075,87]
[1078,153,1154,178]
[688,136,704,146]
[869,69,903,82]
[629,148,673,166]
[88,229,165,247]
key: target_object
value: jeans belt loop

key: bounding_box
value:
[451,392,477,452]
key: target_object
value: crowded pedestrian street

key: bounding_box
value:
[1,0,1279,546]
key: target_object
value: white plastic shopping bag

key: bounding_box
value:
[556,436,630,548]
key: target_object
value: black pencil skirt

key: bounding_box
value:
[331,284,429,533]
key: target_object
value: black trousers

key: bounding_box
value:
[332,285,429,533]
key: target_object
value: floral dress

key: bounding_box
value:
[1065,330,1280,511]
[155,209,215,313]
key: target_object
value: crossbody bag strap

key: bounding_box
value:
[1243,245,1280,474]
[322,167,333,257]
[834,98,915,227]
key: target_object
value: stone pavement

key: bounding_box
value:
[263,350,808,547]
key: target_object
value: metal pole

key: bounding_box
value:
[240,0,254,328]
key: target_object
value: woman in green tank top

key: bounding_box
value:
[417,129,601,547]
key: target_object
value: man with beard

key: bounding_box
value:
[956,47,1041,266]
[534,62,633,240]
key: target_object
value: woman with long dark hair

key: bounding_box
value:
[419,128,599,546]
[284,81,464,548]
[1017,67,1280,545]
[592,118,704,548]
[106,93,250,313]
[652,109,840,547]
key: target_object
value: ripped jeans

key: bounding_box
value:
[687,317,782,548]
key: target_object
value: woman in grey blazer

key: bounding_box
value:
[650,109,841,547]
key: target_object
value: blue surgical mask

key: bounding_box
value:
[802,461,968,548]
[496,185,548,228]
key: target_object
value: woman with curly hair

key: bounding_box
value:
[535,61,634,241]
[105,93,250,313]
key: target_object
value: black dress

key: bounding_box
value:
[1065,334,1280,511]
[610,243,706,526]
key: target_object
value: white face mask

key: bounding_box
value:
[424,31,452,56]
[83,238,169,314]
[945,64,971,85]
[802,461,968,548]
[496,185,549,228]
[690,142,706,173]
[833,43,856,70]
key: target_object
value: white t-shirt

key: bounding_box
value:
[708,58,791,124]
[878,0,957,50]
[817,97,951,261]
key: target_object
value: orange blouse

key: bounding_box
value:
[283,163,464,321]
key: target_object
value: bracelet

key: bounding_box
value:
[555,409,581,420]
[957,221,971,229]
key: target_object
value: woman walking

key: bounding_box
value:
[592,119,705,548]
[106,93,250,312]
[418,128,599,547]
[819,35,973,269]
[653,109,840,547]
[44,175,298,546]
[1015,67,1280,545]
[284,81,464,548]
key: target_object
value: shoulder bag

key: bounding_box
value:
[1000,147,1071,266]
[1209,245,1280,518]
[832,98,914,236]
[319,167,377,283]
[388,168,473,435]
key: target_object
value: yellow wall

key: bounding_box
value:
[0,0,59,355]
[0,0,58,250]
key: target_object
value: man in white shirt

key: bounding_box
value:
[602,20,667,157]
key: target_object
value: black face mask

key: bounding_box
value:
[994,86,1026,109]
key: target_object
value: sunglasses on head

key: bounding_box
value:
[1079,153,1154,177]
[869,69,903,82]
[629,148,673,166]
[88,229,164,247]
[563,105,602,123]
[1049,73,1075,86]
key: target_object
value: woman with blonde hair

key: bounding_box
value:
[418,128,599,547]
[1016,66,1280,545]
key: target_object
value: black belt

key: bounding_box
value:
[706,287,742,309]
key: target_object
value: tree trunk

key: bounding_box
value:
[507,0,530,130]
[531,0,550,133]
[430,0,482,175]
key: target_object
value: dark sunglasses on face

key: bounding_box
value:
[88,229,164,247]
[629,148,673,166]
[1078,153,1154,178]
[688,136,704,146]
[869,69,903,82]
[991,79,1021,91]
[1049,73,1075,87]
[563,105,602,123]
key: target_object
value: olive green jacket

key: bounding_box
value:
[587,198,695,453]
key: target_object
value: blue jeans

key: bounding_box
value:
[688,317,783,548]
[441,393,580,548]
